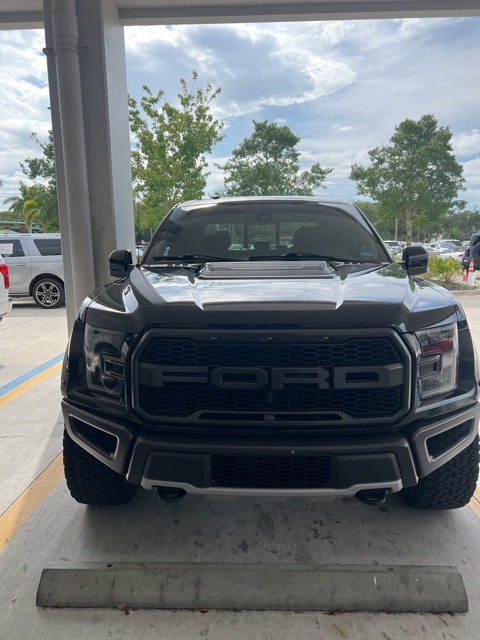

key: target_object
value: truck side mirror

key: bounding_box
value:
[402,246,428,276]
[109,249,133,278]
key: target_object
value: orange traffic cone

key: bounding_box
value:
[462,266,468,282]
[467,259,476,286]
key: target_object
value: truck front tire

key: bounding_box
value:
[401,433,479,510]
[63,430,138,505]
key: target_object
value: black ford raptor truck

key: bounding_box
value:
[61,197,479,509]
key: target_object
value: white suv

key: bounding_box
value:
[0,253,12,320]
[0,233,65,309]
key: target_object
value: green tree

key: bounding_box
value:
[21,131,57,185]
[23,199,39,233]
[128,72,224,227]
[219,120,332,196]
[441,209,480,241]
[354,200,397,239]
[26,182,59,231]
[3,181,57,232]
[354,200,379,225]
[3,188,25,220]
[4,131,60,231]
[350,114,465,245]
[21,131,59,231]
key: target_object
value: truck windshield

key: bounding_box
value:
[143,201,391,264]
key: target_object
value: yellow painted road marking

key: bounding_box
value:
[0,362,62,408]
[469,486,480,519]
[0,454,64,552]
[0,360,64,549]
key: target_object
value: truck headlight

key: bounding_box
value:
[84,324,132,398]
[416,323,458,399]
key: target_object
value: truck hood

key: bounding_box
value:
[88,261,460,333]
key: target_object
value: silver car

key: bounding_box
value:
[429,240,457,254]
[0,233,65,308]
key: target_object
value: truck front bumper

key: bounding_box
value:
[62,400,479,498]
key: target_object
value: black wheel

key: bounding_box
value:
[63,429,138,505]
[401,433,479,510]
[32,277,65,308]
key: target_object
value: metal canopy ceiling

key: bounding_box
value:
[2,1,480,29]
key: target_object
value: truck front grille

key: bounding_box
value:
[211,455,332,488]
[140,337,400,367]
[132,330,410,426]
[139,386,401,417]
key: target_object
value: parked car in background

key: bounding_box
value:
[383,240,403,256]
[431,239,461,248]
[442,246,466,262]
[409,243,439,258]
[0,253,12,321]
[429,241,458,254]
[417,245,439,258]
[462,234,480,271]
[0,233,65,308]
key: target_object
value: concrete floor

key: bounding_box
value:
[0,301,67,388]
[1,294,480,639]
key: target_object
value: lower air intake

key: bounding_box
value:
[210,455,332,489]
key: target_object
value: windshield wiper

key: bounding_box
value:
[248,252,379,264]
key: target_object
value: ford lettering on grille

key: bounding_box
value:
[132,332,410,425]
[138,363,403,390]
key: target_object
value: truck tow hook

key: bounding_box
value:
[355,489,387,506]
[156,487,187,503]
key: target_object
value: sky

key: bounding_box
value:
[0,16,479,210]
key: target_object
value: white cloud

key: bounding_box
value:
[332,124,356,132]
[453,130,480,156]
[462,157,480,186]
[1,17,480,211]
[0,30,50,203]
[125,22,357,119]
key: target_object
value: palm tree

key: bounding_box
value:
[23,200,39,233]
[3,194,24,220]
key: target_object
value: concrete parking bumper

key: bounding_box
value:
[36,562,468,612]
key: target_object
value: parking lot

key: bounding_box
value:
[2,295,480,639]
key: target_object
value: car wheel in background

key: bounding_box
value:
[32,277,65,308]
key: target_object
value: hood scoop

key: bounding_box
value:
[201,261,333,279]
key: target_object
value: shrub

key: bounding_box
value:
[426,256,463,284]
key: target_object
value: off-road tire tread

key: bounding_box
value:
[401,433,479,510]
[63,429,137,505]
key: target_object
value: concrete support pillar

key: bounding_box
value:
[76,0,136,281]
[43,0,135,329]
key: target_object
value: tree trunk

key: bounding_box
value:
[405,205,416,245]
